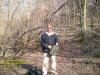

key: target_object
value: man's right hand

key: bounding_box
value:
[48,45,52,49]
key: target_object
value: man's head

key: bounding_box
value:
[47,24,52,32]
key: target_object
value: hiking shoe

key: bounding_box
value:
[43,73,47,75]
[51,70,59,75]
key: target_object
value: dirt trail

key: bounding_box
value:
[19,39,99,75]
[0,39,100,75]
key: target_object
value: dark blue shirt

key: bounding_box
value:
[41,32,59,53]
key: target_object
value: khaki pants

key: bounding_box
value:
[42,53,56,75]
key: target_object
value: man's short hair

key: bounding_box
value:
[47,24,52,27]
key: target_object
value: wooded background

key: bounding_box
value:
[0,0,100,58]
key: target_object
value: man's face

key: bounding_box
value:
[47,24,52,32]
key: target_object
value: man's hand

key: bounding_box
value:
[56,43,58,46]
[48,45,52,49]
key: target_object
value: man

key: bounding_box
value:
[41,24,59,75]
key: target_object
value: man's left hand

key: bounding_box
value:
[56,43,58,46]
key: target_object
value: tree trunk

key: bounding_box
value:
[0,0,2,6]
[84,0,87,30]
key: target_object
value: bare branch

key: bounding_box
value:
[19,26,45,40]
[10,1,24,20]
[52,1,69,17]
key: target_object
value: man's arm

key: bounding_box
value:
[41,35,48,48]
[55,34,59,46]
